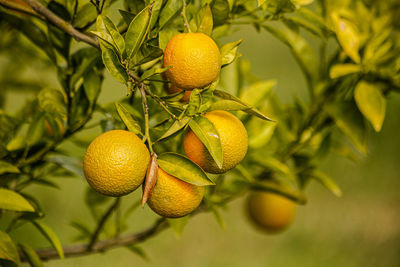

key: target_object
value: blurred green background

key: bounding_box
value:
[3,24,400,267]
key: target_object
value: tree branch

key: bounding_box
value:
[0,0,44,20]
[22,0,99,48]
[88,198,120,250]
[24,218,168,261]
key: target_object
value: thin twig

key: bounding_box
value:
[22,218,168,261]
[143,86,177,119]
[139,84,154,154]
[23,0,99,48]
[181,0,191,33]
[88,198,120,250]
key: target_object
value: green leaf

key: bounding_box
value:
[83,70,101,104]
[254,157,290,175]
[47,154,84,178]
[213,90,273,121]
[156,117,189,142]
[115,102,142,135]
[326,101,368,154]
[354,81,386,132]
[125,4,153,60]
[158,0,183,30]
[248,121,276,148]
[291,0,314,5]
[220,39,242,66]
[258,0,267,6]
[96,15,125,56]
[186,89,202,116]
[211,0,230,26]
[99,40,128,84]
[133,44,163,66]
[188,116,223,169]
[191,4,213,36]
[149,0,163,29]
[210,206,225,228]
[0,188,35,212]
[119,9,135,25]
[70,48,100,89]
[38,88,67,117]
[73,4,97,28]
[283,16,326,39]
[18,243,43,267]
[263,24,316,85]
[167,216,189,237]
[126,245,149,261]
[26,114,45,147]
[157,152,214,186]
[310,170,342,197]
[329,64,362,79]
[0,161,20,175]
[32,221,64,259]
[240,80,275,106]
[159,28,180,50]
[209,100,249,111]
[331,13,360,63]
[0,231,20,266]
[140,66,171,81]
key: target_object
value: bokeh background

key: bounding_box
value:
[2,23,400,267]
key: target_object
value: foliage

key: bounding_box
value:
[0,0,399,265]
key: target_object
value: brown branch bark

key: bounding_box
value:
[0,0,44,19]
[23,218,168,261]
[22,0,99,48]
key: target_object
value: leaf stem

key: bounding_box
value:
[181,0,192,33]
[139,84,154,155]
[88,198,120,251]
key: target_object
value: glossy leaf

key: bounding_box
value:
[157,117,189,141]
[211,0,230,26]
[186,89,202,116]
[326,101,368,154]
[158,0,183,30]
[310,170,342,197]
[0,231,20,266]
[0,161,20,175]
[191,4,213,36]
[329,64,361,79]
[115,103,142,135]
[32,221,64,259]
[331,13,360,63]
[354,81,386,132]
[96,16,125,56]
[213,90,273,121]
[99,40,128,84]
[157,153,214,186]
[140,66,171,81]
[188,116,223,169]
[125,4,153,60]
[0,188,34,212]
[220,39,242,66]
[18,243,43,267]
[251,181,307,204]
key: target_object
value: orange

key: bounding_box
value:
[184,110,248,174]
[163,33,221,90]
[247,191,296,233]
[83,130,150,197]
[147,168,204,218]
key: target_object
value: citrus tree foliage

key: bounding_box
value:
[0,0,399,265]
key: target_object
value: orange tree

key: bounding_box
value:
[0,0,399,265]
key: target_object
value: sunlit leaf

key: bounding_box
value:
[220,39,242,66]
[157,117,189,141]
[310,170,342,197]
[329,64,361,79]
[331,13,360,63]
[18,243,43,267]
[115,102,142,135]
[354,81,386,132]
[99,40,128,84]
[159,0,183,30]
[157,153,214,186]
[188,116,223,168]
[0,188,34,212]
[0,231,20,266]
[32,221,64,259]
[0,161,20,175]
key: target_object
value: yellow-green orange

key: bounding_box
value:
[163,33,221,90]
[83,130,150,197]
[184,110,248,174]
[147,168,204,218]
[247,191,296,233]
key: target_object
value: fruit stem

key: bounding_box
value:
[139,83,155,154]
[181,0,192,33]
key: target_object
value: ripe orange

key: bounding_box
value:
[83,130,150,197]
[147,167,204,218]
[184,110,248,174]
[163,33,221,90]
[247,191,296,233]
